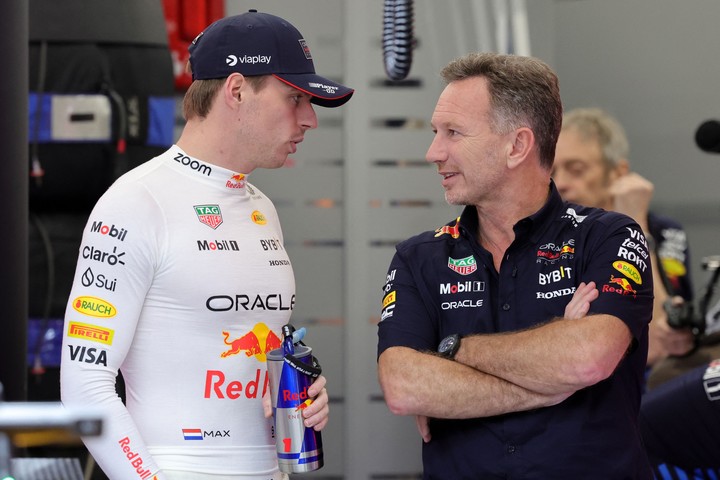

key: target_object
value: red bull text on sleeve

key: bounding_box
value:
[266,325,323,473]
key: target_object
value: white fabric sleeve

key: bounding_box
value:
[60,180,166,480]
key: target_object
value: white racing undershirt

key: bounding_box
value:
[60,145,295,479]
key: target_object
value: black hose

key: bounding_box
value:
[29,213,55,376]
[382,0,414,81]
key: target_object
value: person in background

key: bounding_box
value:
[377,52,654,478]
[555,107,720,479]
[553,107,696,381]
[639,358,720,478]
[60,10,352,480]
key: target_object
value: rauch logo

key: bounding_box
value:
[73,296,116,318]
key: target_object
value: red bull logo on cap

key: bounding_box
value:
[220,322,281,362]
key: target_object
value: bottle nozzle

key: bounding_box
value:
[282,324,295,355]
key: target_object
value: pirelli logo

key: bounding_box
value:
[68,321,114,345]
[382,291,396,308]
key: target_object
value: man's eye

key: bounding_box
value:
[568,166,586,177]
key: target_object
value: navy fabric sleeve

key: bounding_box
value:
[377,244,440,357]
[649,212,693,301]
[640,359,720,469]
[578,214,654,343]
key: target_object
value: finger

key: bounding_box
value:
[303,387,328,419]
[575,282,598,303]
[311,403,329,431]
[564,282,598,320]
[304,390,329,430]
[262,391,273,419]
[415,415,431,443]
[307,374,327,397]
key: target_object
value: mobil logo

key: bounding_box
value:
[89,221,128,241]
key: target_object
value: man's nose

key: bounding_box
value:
[301,103,318,130]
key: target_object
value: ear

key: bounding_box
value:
[506,127,534,170]
[222,73,246,107]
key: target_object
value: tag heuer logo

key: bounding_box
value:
[448,255,477,275]
[194,204,223,229]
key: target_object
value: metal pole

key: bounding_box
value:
[0,1,29,402]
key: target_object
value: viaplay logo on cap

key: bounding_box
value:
[225,54,272,67]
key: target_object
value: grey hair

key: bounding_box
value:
[561,108,629,168]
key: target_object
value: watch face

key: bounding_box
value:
[439,335,457,354]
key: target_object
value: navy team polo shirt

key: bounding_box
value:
[378,182,654,479]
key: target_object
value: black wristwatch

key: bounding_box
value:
[438,334,462,359]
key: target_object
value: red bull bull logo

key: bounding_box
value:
[295,398,313,412]
[434,217,461,239]
[220,322,281,362]
[602,275,637,297]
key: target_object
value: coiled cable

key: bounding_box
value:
[382,0,414,81]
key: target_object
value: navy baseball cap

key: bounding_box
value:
[188,9,354,108]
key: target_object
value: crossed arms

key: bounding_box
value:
[378,282,633,421]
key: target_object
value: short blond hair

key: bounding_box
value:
[182,72,269,120]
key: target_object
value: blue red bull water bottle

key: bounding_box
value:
[266,324,323,473]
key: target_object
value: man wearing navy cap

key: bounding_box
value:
[61,10,352,480]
